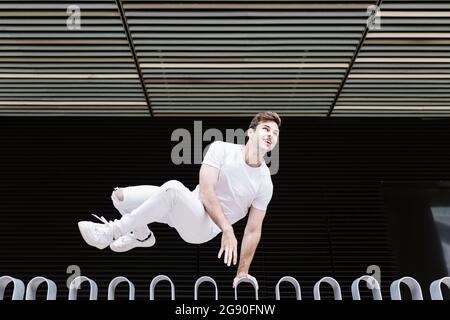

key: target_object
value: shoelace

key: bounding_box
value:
[91,214,119,239]
[91,214,110,225]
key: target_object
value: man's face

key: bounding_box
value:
[249,120,279,153]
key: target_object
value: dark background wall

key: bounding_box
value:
[1,116,450,300]
[383,183,450,289]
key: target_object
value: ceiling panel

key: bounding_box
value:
[1,1,449,117]
[334,0,450,116]
[0,0,148,116]
[121,0,374,116]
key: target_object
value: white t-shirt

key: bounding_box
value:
[193,140,273,235]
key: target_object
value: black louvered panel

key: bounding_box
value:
[0,0,147,116]
[4,117,450,299]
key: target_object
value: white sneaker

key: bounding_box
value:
[110,231,156,252]
[78,214,115,250]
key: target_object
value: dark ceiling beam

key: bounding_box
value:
[327,0,383,117]
[115,0,153,117]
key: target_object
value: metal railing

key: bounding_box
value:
[1,274,449,300]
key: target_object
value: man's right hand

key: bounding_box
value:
[218,227,238,266]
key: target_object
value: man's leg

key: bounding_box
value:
[118,180,217,244]
[78,180,217,249]
[114,180,192,235]
[112,180,217,250]
[165,186,218,244]
[110,185,160,239]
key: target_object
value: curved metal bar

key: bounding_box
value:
[390,276,423,300]
[108,276,135,300]
[68,276,98,300]
[149,275,175,300]
[275,276,301,300]
[234,277,259,300]
[351,275,382,300]
[25,276,57,300]
[0,276,25,300]
[313,277,342,300]
[430,277,450,300]
[194,276,218,300]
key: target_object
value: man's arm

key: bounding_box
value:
[237,205,266,274]
[198,163,232,233]
[199,163,238,266]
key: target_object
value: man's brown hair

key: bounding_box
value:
[249,111,281,130]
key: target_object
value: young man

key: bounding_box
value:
[78,111,280,287]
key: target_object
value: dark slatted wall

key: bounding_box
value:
[1,117,450,300]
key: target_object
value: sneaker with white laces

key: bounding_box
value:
[110,231,156,252]
[78,214,116,250]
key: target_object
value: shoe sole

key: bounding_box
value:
[110,233,156,253]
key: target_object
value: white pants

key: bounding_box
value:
[110,180,219,244]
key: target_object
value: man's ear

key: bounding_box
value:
[244,129,250,144]
[247,128,254,138]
